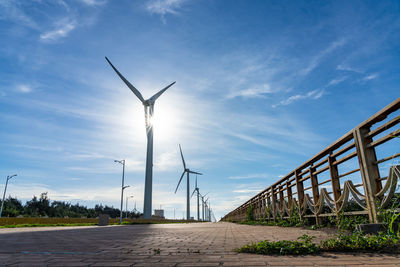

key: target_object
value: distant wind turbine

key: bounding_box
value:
[105,57,175,219]
[204,197,210,221]
[175,144,202,220]
[191,175,201,221]
[200,192,209,221]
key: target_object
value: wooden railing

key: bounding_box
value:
[222,98,400,224]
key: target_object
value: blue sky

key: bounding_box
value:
[0,0,399,220]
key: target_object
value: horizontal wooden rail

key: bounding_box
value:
[222,98,400,224]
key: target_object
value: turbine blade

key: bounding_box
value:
[105,57,145,103]
[179,144,186,169]
[203,192,209,198]
[188,170,202,175]
[149,82,175,102]
[174,171,186,193]
[191,188,196,198]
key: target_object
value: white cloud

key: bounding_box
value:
[363,73,378,81]
[328,76,347,86]
[228,84,273,99]
[0,0,39,29]
[154,151,181,170]
[233,189,261,193]
[16,84,32,93]
[40,20,76,41]
[273,89,325,108]
[228,173,269,180]
[146,0,185,22]
[301,39,346,76]
[337,64,363,73]
[80,0,106,6]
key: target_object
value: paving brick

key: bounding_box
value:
[0,222,399,266]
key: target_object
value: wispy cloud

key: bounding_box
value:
[15,84,32,93]
[328,76,347,86]
[40,20,76,41]
[336,64,363,73]
[227,84,273,99]
[273,89,325,108]
[362,73,379,81]
[301,39,346,76]
[228,173,269,180]
[154,151,181,170]
[146,0,185,22]
[0,0,38,29]
[233,189,261,193]
[80,0,107,6]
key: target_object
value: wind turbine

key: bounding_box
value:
[191,175,200,221]
[175,144,202,220]
[200,192,209,221]
[105,57,175,219]
[204,197,210,221]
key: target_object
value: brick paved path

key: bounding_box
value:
[0,222,399,266]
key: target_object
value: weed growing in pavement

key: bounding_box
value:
[320,231,400,253]
[237,232,400,255]
[236,234,319,255]
[153,248,161,255]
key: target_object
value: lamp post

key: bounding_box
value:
[126,195,133,219]
[115,159,129,224]
[0,174,17,218]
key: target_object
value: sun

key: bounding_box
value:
[148,101,179,143]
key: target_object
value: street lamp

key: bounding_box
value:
[0,174,17,218]
[126,195,134,219]
[114,159,129,224]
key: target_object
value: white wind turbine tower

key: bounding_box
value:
[200,192,208,221]
[203,196,209,221]
[191,175,201,221]
[105,57,175,219]
[175,144,202,220]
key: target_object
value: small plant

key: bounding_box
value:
[320,231,400,253]
[379,192,400,235]
[153,248,161,255]
[237,234,319,255]
[237,232,400,255]
[246,205,254,221]
[336,213,368,231]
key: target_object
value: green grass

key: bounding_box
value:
[320,232,400,253]
[0,219,201,228]
[237,234,319,255]
[0,223,98,228]
[121,219,201,225]
[237,232,400,255]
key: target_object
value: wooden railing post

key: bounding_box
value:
[354,127,382,223]
[261,195,266,219]
[266,194,272,220]
[279,185,284,217]
[286,181,293,217]
[272,186,277,221]
[328,155,341,215]
[295,170,304,220]
[309,166,321,225]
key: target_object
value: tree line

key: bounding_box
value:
[0,192,142,218]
